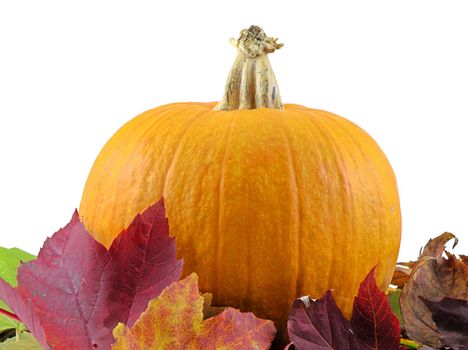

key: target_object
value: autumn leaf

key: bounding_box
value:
[112,273,276,350]
[421,297,468,349]
[287,291,368,349]
[392,232,461,289]
[0,199,183,350]
[0,247,35,333]
[351,267,401,349]
[287,267,400,350]
[419,232,459,258]
[461,255,468,265]
[400,232,468,349]
[391,265,412,288]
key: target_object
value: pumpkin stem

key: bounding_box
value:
[214,25,284,111]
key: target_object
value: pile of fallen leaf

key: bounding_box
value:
[390,232,467,350]
[0,200,466,349]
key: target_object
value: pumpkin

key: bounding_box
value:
[80,26,401,333]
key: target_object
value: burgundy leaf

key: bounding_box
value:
[17,211,112,349]
[287,291,366,350]
[421,297,468,349]
[104,200,184,327]
[351,267,401,350]
[0,198,183,350]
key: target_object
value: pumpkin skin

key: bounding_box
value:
[79,101,401,329]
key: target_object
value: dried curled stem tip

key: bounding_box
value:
[215,25,284,111]
[230,25,284,58]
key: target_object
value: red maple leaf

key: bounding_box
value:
[0,199,182,350]
[351,267,401,349]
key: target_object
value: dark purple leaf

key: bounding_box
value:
[287,267,401,350]
[422,297,468,349]
[287,291,366,350]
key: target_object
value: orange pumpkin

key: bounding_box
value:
[80,26,401,332]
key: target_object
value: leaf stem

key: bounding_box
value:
[0,307,21,322]
[400,338,420,348]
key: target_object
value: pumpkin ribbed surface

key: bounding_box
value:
[80,102,401,327]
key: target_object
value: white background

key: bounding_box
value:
[0,0,467,262]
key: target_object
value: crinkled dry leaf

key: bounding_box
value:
[112,274,276,350]
[400,232,468,349]
[419,232,458,259]
[460,255,468,265]
[392,232,459,289]
[391,265,412,288]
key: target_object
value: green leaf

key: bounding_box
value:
[0,247,36,287]
[0,332,43,349]
[388,289,404,327]
[0,247,36,332]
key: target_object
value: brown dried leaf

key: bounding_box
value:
[391,265,412,288]
[460,254,468,265]
[392,233,458,289]
[418,232,458,260]
[400,233,468,348]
